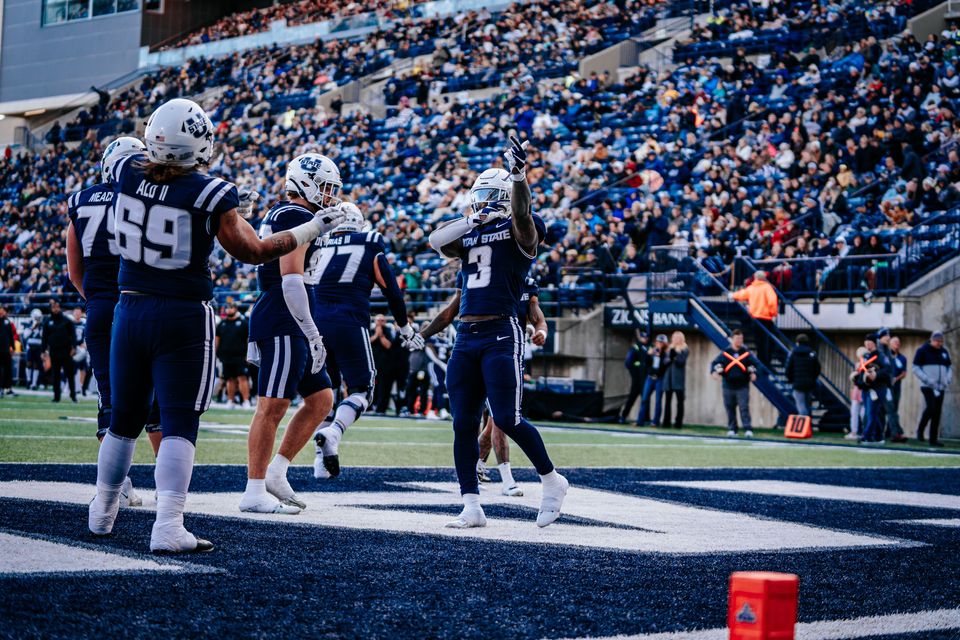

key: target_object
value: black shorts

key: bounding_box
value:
[221,358,247,379]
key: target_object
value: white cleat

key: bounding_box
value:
[537,473,569,528]
[444,506,487,529]
[727,429,737,437]
[119,477,142,508]
[501,484,524,497]
[266,473,306,509]
[313,453,331,480]
[239,493,301,515]
[150,524,214,555]
[88,491,120,536]
[744,430,754,438]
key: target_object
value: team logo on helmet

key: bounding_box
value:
[299,156,323,174]
[183,115,208,139]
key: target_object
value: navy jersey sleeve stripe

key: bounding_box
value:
[206,181,234,212]
[113,155,134,182]
[193,178,223,209]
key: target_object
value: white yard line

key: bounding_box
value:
[647,480,960,510]
[0,434,820,449]
[564,608,960,640]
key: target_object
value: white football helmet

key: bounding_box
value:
[334,201,365,233]
[285,153,342,207]
[144,98,215,168]
[101,136,146,183]
[30,309,42,323]
[470,168,511,213]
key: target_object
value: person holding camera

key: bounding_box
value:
[637,334,668,427]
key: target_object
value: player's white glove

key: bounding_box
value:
[237,187,260,218]
[308,336,327,374]
[503,134,529,182]
[314,206,347,235]
[399,324,425,351]
[468,205,509,227]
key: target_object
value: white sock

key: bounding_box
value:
[156,490,187,532]
[314,411,335,454]
[540,469,562,488]
[96,431,137,500]
[499,462,515,486]
[463,493,480,509]
[154,437,195,529]
[333,393,368,433]
[245,478,267,497]
[267,454,290,477]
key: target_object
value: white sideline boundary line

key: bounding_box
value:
[3,433,956,455]
[565,608,960,640]
[0,462,958,470]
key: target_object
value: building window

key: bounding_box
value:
[144,0,162,12]
[42,0,139,26]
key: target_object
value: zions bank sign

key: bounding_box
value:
[604,303,692,330]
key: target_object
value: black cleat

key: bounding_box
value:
[322,455,341,478]
[152,538,215,555]
[314,432,341,478]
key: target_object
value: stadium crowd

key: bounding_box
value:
[2,1,959,316]
[163,0,422,50]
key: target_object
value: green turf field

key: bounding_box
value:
[2,394,958,468]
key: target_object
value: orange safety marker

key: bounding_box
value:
[783,415,812,439]
[728,571,799,640]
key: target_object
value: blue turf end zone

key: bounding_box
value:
[0,465,958,639]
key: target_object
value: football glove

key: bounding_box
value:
[314,206,347,235]
[503,134,529,182]
[309,336,327,374]
[399,324,425,351]
[237,187,260,218]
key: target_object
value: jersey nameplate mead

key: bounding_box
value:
[66,184,120,299]
[249,201,323,342]
[112,154,239,301]
[456,214,545,318]
[308,230,387,326]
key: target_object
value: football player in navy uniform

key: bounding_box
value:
[310,201,423,479]
[88,99,345,553]
[67,137,165,507]
[241,153,342,515]
[477,275,546,495]
[424,135,567,528]
[419,271,547,497]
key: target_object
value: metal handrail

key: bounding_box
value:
[733,258,853,411]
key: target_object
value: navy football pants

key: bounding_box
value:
[257,334,332,400]
[85,295,118,438]
[446,318,553,495]
[109,295,217,444]
[316,322,377,393]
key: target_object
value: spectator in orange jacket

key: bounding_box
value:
[729,271,779,365]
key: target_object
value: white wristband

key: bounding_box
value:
[289,218,323,248]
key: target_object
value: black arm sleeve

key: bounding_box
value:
[375,253,409,327]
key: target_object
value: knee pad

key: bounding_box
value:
[345,386,373,409]
[342,389,370,417]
